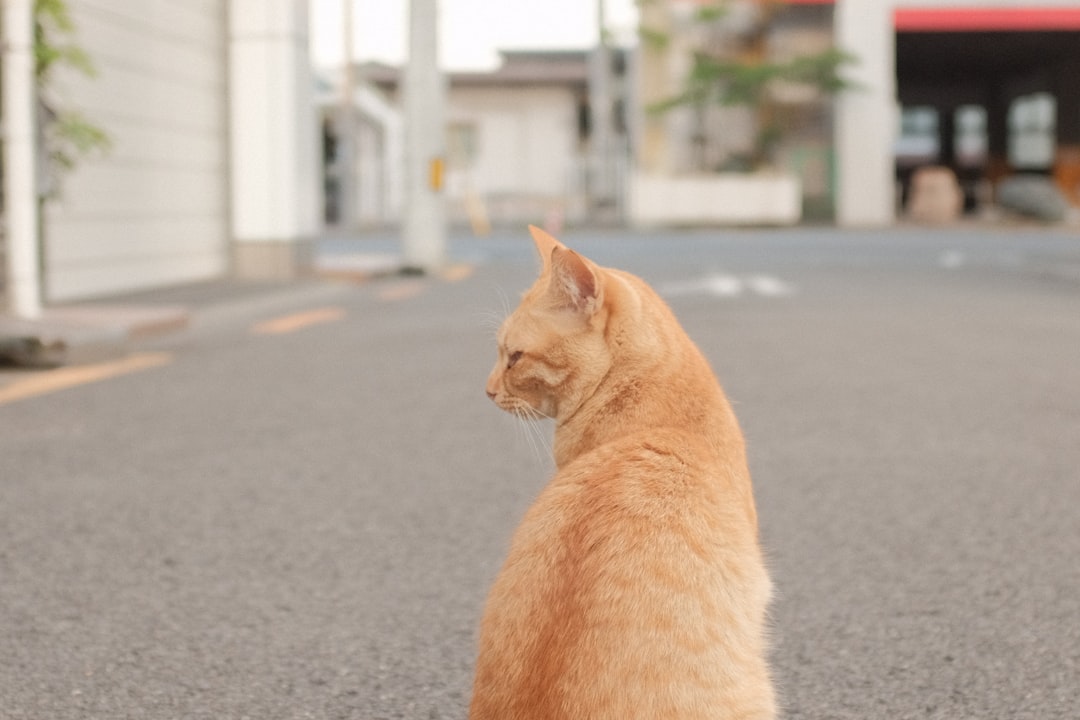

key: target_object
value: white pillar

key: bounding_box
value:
[402,0,446,273]
[335,0,357,230]
[834,0,896,226]
[228,0,320,278]
[2,0,42,317]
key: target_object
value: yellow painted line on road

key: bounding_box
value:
[372,264,473,302]
[250,306,346,335]
[0,352,172,407]
[440,264,474,283]
[377,281,427,302]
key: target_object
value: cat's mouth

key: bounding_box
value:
[492,394,545,420]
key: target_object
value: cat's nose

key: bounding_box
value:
[485,389,496,400]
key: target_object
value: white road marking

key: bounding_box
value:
[659,273,795,299]
[939,250,966,269]
[745,274,796,297]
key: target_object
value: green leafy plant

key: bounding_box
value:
[33,0,110,195]
[646,0,856,171]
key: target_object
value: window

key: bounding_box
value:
[1008,93,1055,170]
[895,106,940,164]
[954,105,987,167]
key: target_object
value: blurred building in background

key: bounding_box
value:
[634,0,1080,226]
[319,49,633,232]
[4,0,1080,308]
[317,0,1080,233]
[892,2,1080,220]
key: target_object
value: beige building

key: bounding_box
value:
[635,0,1080,226]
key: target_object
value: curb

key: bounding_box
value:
[0,252,434,368]
[312,253,403,283]
[0,305,189,367]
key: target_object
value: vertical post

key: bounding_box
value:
[336,0,356,229]
[834,0,896,226]
[402,0,445,273]
[2,0,42,317]
[636,0,671,175]
[589,0,613,209]
[228,0,320,279]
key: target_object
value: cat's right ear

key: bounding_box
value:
[549,246,602,316]
[528,224,564,273]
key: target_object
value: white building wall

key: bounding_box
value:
[448,86,578,200]
[44,0,229,301]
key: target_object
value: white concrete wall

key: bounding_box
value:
[44,0,229,301]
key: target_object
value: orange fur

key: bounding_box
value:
[474,226,775,719]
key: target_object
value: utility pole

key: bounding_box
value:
[402,0,446,273]
[589,0,615,215]
[335,0,357,229]
[2,0,42,317]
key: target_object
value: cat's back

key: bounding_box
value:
[470,429,774,720]
[472,228,774,719]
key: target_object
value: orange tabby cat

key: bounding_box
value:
[472,226,775,719]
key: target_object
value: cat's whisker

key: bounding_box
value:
[478,310,504,335]
[495,285,513,320]
[518,414,553,467]
[519,411,540,463]
[511,413,530,459]
[520,418,541,466]
[477,285,514,339]
[472,300,504,326]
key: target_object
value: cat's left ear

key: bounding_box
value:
[528,224,564,272]
[549,246,603,316]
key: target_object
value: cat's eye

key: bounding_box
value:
[507,350,523,369]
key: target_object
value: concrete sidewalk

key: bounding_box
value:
[0,251,403,367]
[0,304,188,366]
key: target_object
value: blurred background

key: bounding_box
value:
[2,0,1079,312]
[2,4,1079,718]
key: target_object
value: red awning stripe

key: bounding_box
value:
[895,7,1080,32]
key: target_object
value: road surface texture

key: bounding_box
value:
[2,227,1078,719]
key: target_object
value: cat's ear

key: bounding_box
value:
[528,224,564,272]
[549,246,602,316]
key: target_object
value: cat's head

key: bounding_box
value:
[485,226,613,422]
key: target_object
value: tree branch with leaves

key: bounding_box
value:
[644,0,856,171]
[33,0,109,197]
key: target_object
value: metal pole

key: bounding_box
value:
[335,0,357,229]
[589,0,613,211]
[402,0,445,273]
[2,0,42,317]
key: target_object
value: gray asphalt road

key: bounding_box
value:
[2,227,1078,719]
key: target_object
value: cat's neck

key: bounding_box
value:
[551,271,739,469]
